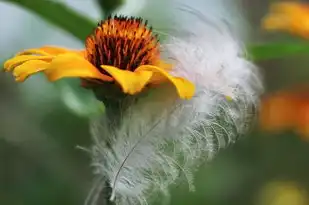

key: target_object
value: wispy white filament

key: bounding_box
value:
[87,2,263,205]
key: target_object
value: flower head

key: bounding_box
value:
[3,16,194,99]
[262,2,309,38]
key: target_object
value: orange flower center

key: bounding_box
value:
[85,16,160,76]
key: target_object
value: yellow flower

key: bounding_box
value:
[262,2,309,38]
[3,16,195,99]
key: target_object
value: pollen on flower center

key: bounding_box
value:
[85,15,160,75]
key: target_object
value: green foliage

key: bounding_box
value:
[56,79,105,118]
[3,0,95,41]
[97,0,124,17]
[248,42,309,61]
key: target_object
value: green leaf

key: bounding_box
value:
[248,42,309,61]
[56,79,105,118]
[3,0,96,41]
[96,0,123,17]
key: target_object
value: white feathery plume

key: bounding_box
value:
[86,2,263,205]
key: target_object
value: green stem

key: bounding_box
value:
[248,42,309,61]
[2,0,96,41]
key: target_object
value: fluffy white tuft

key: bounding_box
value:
[87,2,263,205]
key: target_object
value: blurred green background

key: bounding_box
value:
[2,0,309,205]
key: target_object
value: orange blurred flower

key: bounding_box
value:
[3,16,194,99]
[262,1,309,38]
[260,88,309,139]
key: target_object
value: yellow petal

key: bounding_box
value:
[13,60,49,82]
[40,46,73,55]
[101,65,153,95]
[149,62,173,84]
[136,65,195,99]
[44,53,113,82]
[40,46,85,57]
[17,46,80,55]
[4,55,52,72]
[16,49,52,56]
[157,60,173,71]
